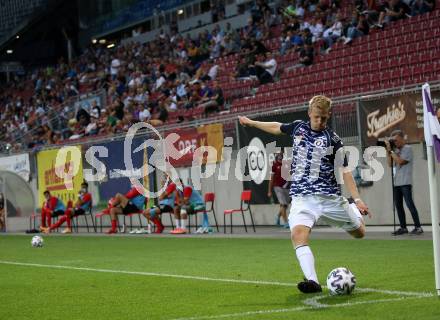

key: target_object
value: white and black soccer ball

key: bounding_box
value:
[31,235,44,248]
[326,267,356,295]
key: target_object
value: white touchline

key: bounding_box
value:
[170,296,430,320]
[0,260,434,300]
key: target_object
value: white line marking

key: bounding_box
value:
[0,260,433,300]
[170,296,431,320]
[0,260,295,287]
[356,287,433,297]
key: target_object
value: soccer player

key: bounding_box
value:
[106,185,146,234]
[239,95,370,293]
[143,177,180,234]
[40,190,66,231]
[43,181,92,234]
[171,179,208,234]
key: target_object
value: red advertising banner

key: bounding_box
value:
[168,123,224,168]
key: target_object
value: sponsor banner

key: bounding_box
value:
[86,137,155,202]
[360,91,440,146]
[168,123,224,168]
[36,147,84,207]
[238,111,308,204]
[197,123,224,163]
[0,153,31,181]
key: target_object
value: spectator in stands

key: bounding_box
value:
[250,37,268,56]
[310,16,324,42]
[376,0,409,28]
[233,56,251,79]
[411,0,435,15]
[198,81,224,117]
[291,29,305,51]
[301,28,314,45]
[288,40,314,70]
[200,60,219,81]
[138,104,152,122]
[252,51,277,84]
[222,35,240,55]
[323,12,343,51]
[110,56,122,80]
[85,112,99,136]
[148,101,169,126]
[344,12,369,44]
[279,30,292,56]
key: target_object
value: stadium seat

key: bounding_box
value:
[223,190,255,234]
[70,204,96,233]
[188,192,219,233]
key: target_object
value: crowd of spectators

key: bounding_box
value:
[0,0,436,152]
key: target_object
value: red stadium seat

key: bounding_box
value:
[188,192,219,233]
[223,190,255,234]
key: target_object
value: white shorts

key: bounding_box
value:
[288,195,363,232]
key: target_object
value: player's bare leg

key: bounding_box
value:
[144,207,164,233]
[291,225,322,293]
[280,205,288,225]
[112,193,129,208]
[347,221,366,239]
[106,207,123,234]
[172,205,187,234]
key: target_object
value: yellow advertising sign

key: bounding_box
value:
[36,146,84,207]
[197,123,224,163]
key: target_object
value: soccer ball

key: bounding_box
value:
[326,267,356,295]
[31,235,44,248]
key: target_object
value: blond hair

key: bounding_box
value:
[308,95,332,112]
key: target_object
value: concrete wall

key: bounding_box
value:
[5,143,439,232]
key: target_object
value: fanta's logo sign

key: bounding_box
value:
[367,101,406,138]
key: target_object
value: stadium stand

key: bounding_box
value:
[1,0,439,153]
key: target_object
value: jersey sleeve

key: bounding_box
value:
[125,187,140,199]
[280,120,302,136]
[81,193,92,204]
[331,132,349,167]
[183,186,193,198]
[166,183,177,195]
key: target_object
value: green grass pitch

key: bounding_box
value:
[0,235,439,320]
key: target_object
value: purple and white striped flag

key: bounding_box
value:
[423,83,440,162]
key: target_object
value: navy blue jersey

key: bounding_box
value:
[280,120,346,197]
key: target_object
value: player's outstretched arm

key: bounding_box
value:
[342,171,371,218]
[238,116,282,135]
